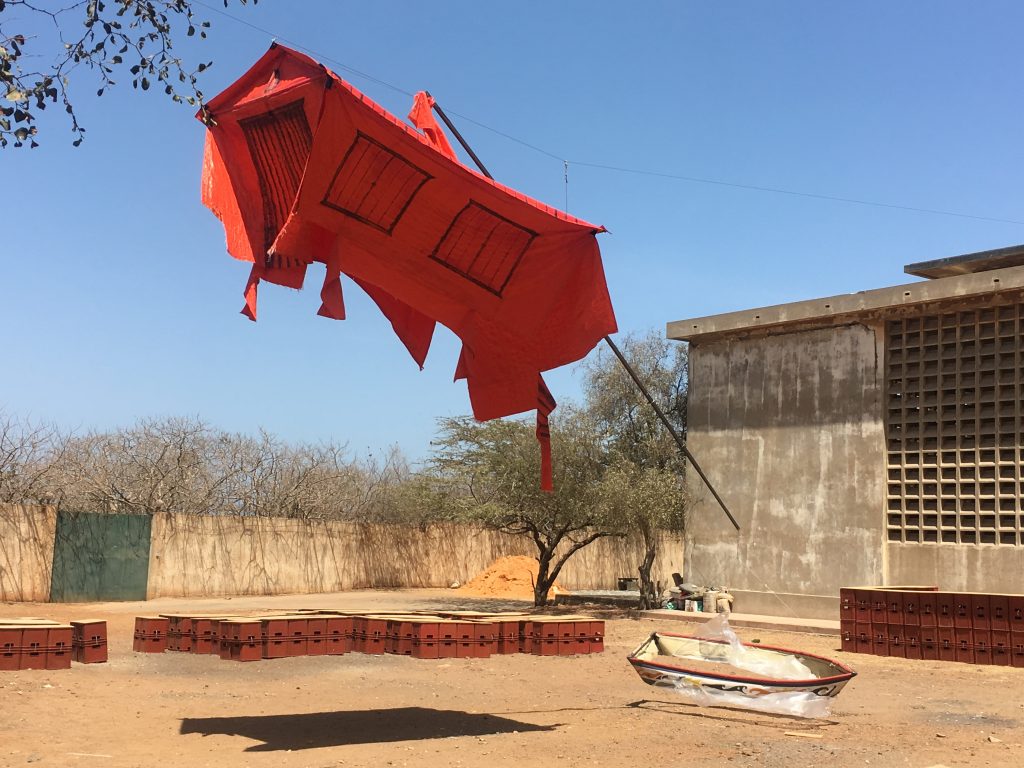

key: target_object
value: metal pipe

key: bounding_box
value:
[601,335,740,530]
[428,97,740,530]
[426,92,494,180]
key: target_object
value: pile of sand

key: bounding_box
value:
[457,555,564,600]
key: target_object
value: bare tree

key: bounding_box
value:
[0,410,65,503]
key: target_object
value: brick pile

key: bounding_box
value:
[133,609,605,663]
[840,586,1024,666]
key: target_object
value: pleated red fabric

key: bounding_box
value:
[199,44,617,489]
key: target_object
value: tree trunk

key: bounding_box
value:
[636,520,659,610]
[534,549,555,607]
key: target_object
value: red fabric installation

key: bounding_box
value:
[199,44,617,489]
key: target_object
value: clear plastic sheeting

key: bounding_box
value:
[669,613,836,719]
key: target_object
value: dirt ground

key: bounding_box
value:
[1,590,1022,768]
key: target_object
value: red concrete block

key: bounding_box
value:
[1011,633,1024,668]
[438,639,458,659]
[936,592,955,628]
[189,619,215,654]
[973,631,992,665]
[953,595,972,629]
[886,593,903,627]
[955,627,975,664]
[840,623,856,653]
[554,639,576,656]
[325,617,352,655]
[901,593,921,627]
[854,589,873,623]
[135,616,169,637]
[990,596,1010,632]
[363,618,387,639]
[870,627,888,656]
[919,592,937,627]
[840,588,854,622]
[363,635,386,655]
[46,627,73,670]
[920,628,938,661]
[887,627,905,659]
[0,627,22,671]
[904,629,922,661]
[1010,597,1024,632]
[938,627,956,662]
[286,618,309,657]
[390,637,414,656]
[72,643,108,664]
[411,640,439,659]
[19,627,48,670]
[991,631,1011,666]
[529,637,558,656]
[855,623,871,654]
[971,595,991,633]
[307,618,327,657]
[473,622,497,643]
[261,618,289,659]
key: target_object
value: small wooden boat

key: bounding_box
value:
[628,631,856,715]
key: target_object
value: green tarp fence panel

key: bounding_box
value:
[49,511,152,602]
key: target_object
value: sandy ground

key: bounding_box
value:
[1,589,1022,768]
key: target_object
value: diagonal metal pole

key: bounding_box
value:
[429,97,740,531]
[601,336,740,530]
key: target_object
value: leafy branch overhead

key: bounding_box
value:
[0,0,257,148]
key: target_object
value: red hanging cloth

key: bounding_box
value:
[199,44,617,489]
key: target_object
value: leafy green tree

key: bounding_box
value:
[584,331,689,608]
[428,411,617,606]
[0,0,257,148]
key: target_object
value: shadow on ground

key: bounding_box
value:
[179,707,558,751]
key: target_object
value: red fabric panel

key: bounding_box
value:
[408,92,458,162]
[352,277,434,369]
[199,44,617,489]
[317,263,345,320]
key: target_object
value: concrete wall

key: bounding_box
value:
[146,513,684,599]
[683,324,887,618]
[1,506,684,603]
[0,503,57,602]
[886,543,1024,593]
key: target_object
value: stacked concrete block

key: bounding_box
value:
[841,586,1024,667]
[131,609,605,664]
[70,620,108,664]
[133,617,169,653]
[0,620,73,670]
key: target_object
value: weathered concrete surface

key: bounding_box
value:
[0,506,684,602]
[667,264,1024,341]
[146,514,685,599]
[0,503,57,601]
[886,543,1024,593]
[640,608,840,636]
[683,324,886,619]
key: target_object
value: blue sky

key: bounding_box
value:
[5,1,1024,462]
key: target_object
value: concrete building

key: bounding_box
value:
[668,245,1024,619]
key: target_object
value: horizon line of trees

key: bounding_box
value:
[1,331,693,606]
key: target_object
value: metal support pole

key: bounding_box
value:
[429,97,740,531]
[601,335,739,530]
[426,93,494,180]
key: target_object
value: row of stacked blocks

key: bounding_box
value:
[0,619,108,670]
[135,611,605,662]
[840,586,1024,666]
